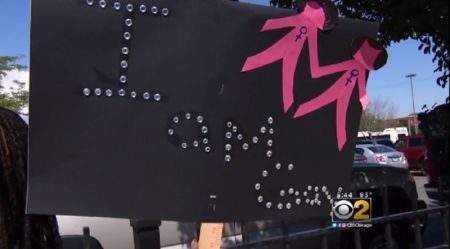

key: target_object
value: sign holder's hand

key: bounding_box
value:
[196,223,224,249]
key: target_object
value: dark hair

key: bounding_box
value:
[351,36,388,70]
[0,107,61,249]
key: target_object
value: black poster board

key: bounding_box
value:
[28,0,378,222]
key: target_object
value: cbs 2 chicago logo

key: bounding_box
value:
[332,198,372,222]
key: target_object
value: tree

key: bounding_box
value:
[418,103,449,190]
[0,56,29,113]
[359,98,398,132]
[269,0,449,88]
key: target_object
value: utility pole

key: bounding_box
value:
[405,74,417,134]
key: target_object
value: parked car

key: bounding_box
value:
[356,144,408,169]
[356,138,395,148]
[394,135,427,173]
[354,149,368,164]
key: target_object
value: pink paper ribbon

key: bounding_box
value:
[294,62,368,151]
[242,1,328,112]
[241,3,380,151]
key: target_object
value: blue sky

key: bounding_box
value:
[0,0,448,117]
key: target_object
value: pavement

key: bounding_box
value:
[413,175,448,248]
[414,175,439,208]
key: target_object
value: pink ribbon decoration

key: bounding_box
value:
[242,2,327,112]
[294,62,368,151]
[242,0,384,151]
[295,41,383,151]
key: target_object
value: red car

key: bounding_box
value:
[394,135,427,173]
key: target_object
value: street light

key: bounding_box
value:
[405,74,417,134]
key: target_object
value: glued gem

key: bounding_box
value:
[94,88,102,96]
[125,18,133,27]
[120,75,127,84]
[162,8,169,16]
[151,6,159,15]
[99,0,106,8]
[139,4,147,13]
[83,88,91,96]
[105,89,113,97]
[120,60,128,69]
[123,32,131,40]
[288,164,294,171]
[154,93,161,102]
[260,126,267,134]
[277,203,283,210]
[113,2,121,10]
[275,163,282,170]
[126,4,134,12]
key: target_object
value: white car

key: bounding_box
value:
[355,144,409,169]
